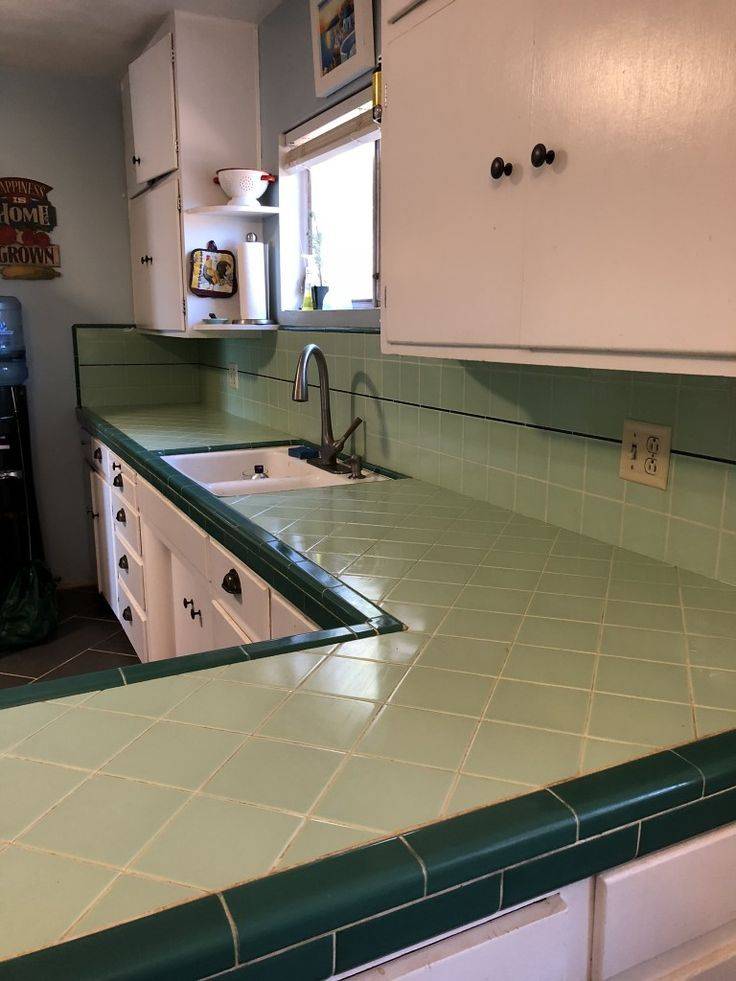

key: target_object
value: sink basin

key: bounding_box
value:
[162,446,388,497]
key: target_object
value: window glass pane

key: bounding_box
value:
[308,140,375,310]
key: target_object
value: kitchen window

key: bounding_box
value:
[278,88,380,328]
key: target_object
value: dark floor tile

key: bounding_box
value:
[88,628,136,656]
[57,586,116,623]
[0,672,30,689]
[0,618,122,677]
[38,649,140,683]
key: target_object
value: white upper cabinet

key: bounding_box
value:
[381,0,533,352]
[120,75,148,199]
[128,33,178,185]
[129,174,185,332]
[381,0,736,374]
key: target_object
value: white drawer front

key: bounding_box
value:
[111,489,142,555]
[114,531,145,610]
[117,577,148,662]
[270,592,316,639]
[108,450,136,484]
[110,467,138,509]
[137,479,207,573]
[207,539,270,643]
[593,823,736,979]
[211,599,252,649]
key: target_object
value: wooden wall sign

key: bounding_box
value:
[0,177,61,281]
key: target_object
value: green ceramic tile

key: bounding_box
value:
[301,656,406,702]
[585,440,624,500]
[515,617,599,652]
[260,692,376,750]
[234,938,336,980]
[278,821,377,869]
[315,756,453,831]
[503,827,638,910]
[604,600,683,633]
[359,705,476,769]
[639,787,736,857]
[695,706,736,737]
[336,874,502,973]
[469,566,541,589]
[221,651,326,688]
[600,625,686,663]
[465,722,581,785]
[404,560,473,585]
[103,721,242,789]
[667,519,719,579]
[536,572,607,598]
[588,692,694,746]
[365,540,430,560]
[387,580,462,607]
[685,608,736,640]
[11,708,150,770]
[0,846,115,961]
[391,666,494,716]
[166,681,285,732]
[612,559,677,583]
[69,874,200,938]
[670,456,725,527]
[554,751,700,837]
[406,789,575,893]
[580,738,653,773]
[446,774,529,814]
[438,609,521,642]
[546,555,610,578]
[336,632,428,665]
[346,556,417,578]
[341,574,400,601]
[0,701,67,753]
[417,636,508,676]
[205,738,343,811]
[503,645,595,688]
[692,667,736,710]
[596,657,690,703]
[676,730,736,794]
[607,580,680,606]
[22,774,186,866]
[454,585,531,615]
[0,757,86,839]
[486,680,589,734]
[527,593,604,622]
[86,674,207,717]
[682,586,736,613]
[482,549,547,572]
[225,837,423,963]
[382,602,448,633]
[133,796,300,890]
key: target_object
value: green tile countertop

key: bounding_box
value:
[2,402,736,977]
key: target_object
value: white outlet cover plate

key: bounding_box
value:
[227,363,239,390]
[619,418,672,491]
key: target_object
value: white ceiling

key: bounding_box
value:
[0,0,284,78]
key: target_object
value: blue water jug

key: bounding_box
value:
[0,296,28,386]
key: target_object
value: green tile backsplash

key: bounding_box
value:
[197,330,736,586]
[73,325,736,585]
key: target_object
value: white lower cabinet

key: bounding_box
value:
[170,552,214,656]
[117,577,149,662]
[271,592,317,638]
[89,470,116,609]
[207,539,270,643]
[114,531,145,610]
[211,599,252,648]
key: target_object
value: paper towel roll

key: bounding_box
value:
[237,240,269,322]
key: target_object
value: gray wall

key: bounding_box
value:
[0,67,132,586]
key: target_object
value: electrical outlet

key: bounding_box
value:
[619,419,672,490]
[227,363,239,391]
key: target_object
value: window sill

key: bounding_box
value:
[277,308,380,331]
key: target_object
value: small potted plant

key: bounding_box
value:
[308,212,329,310]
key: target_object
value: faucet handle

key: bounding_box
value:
[335,417,363,452]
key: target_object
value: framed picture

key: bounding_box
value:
[189,241,237,298]
[310,0,375,98]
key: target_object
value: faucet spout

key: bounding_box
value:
[291,343,362,469]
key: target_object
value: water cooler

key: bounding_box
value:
[0,297,43,594]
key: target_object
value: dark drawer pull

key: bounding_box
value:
[113,473,123,488]
[116,508,126,524]
[122,606,133,623]
[221,569,242,596]
[183,597,203,623]
[118,555,129,571]
[112,462,122,471]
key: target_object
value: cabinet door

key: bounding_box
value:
[170,552,214,656]
[521,0,736,356]
[128,33,178,185]
[381,0,533,350]
[129,176,185,333]
[120,75,148,199]
[211,600,252,649]
[89,470,115,608]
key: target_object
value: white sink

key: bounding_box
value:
[162,446,387,497]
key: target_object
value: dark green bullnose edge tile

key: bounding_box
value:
[223,838,423,963]
[639,786,736,856]
[221,937,333,980]
[502,826,638,910]
[335,873,502,973]
[0,894,234,981]
[405,790,576,894]
[552,751,703,839]
[0,668,124,711]
[674,730,736,795]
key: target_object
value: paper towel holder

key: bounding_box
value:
[232,233,277,326]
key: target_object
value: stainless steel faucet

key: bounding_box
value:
[291,343,363,470]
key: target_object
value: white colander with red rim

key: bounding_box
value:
[215,169,276,207]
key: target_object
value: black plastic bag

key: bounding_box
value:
[0,560,57,653]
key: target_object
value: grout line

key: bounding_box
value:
[398,835,428,897]
[217,892,241,966]
[547,788,580,842]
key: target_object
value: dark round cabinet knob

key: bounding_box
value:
[490,157,513,180]
[531,143,555,168]
[221,568,242,596]
[118,555,129,571]
[122,606,133,623]
[113,473,123,488]
[115,508,126,524]
[93,448,102,462]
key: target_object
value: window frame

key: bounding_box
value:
[277,89,381,331]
